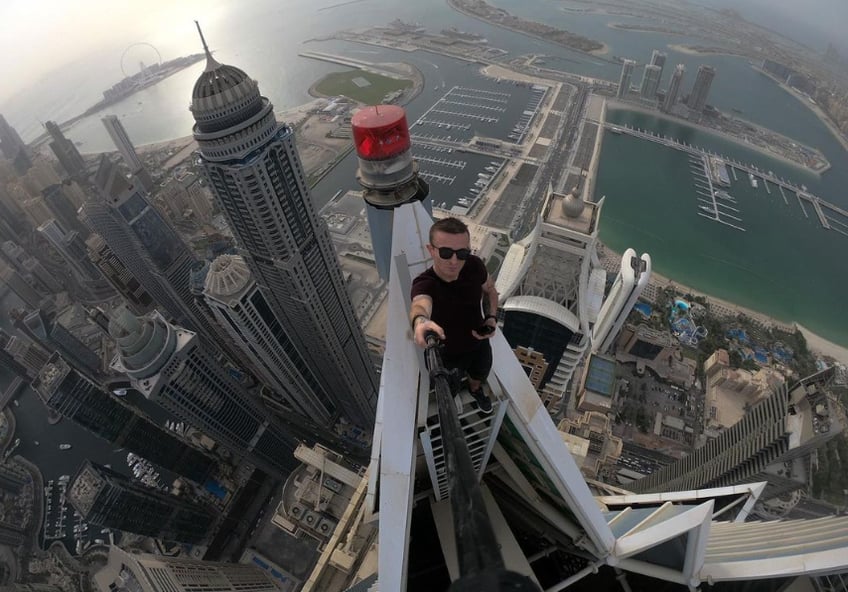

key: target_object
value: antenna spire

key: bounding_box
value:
[194,21,220,71]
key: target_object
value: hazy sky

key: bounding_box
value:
[0,0,228,104]
[0,0,846,106]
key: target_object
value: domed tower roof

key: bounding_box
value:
[204,254,252,301]
[190,22,278,160]
[190,21,266,135]
[562,185,585,218]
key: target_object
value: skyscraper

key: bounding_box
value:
[639,64,662,100]
[109,307,298,476]
[0,114,31,174]
[496,188,607,408]
[202,254,335,427]
[189,30,377,428]
[68,461,215,543]
[85,233,154,314]
[101,115,153,191]
[650,49,667,75]
[41,184,89,238]
[662,64,686,113]
[14,308,101,378]
[33,354,216,483]
[37,219,106,286]
[94,546,278,592]
[616,59,635,98]
[0,329,38,379]
[44,121,87,178]
[688,64,716,113]
[86,157,228,350]
[592,248,651,354]
[630,368,844,497]
[0,259,44,308]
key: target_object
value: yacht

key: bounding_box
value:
[59,444,72,451]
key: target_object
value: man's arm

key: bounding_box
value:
[410,295,444,347]
[481,274,499,320]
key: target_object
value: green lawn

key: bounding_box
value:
[314,70,412,105]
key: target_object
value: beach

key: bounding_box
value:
[600,244,848,365]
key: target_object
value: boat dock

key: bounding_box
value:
[689,155,746,232]
[607,123,848,237]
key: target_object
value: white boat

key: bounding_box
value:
[699,205,716,214]
[59,444,72,451]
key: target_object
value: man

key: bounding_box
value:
[410,217,498,414]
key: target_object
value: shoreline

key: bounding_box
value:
[752,66,848,154]
[666,43,747,59]
[599,243,848,364]
[605,98,821,175]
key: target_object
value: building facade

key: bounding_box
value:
[688,65,716,113]
[630,368,844,497]
[109,307,299,476]
[190,43,377,428]
[94,546,278,592]
[101,115,153,190]
[32,354,216,483]
[617,59,635,98]
[68,461,215,543]
[662,64,686,113]
[44,121,87,178]
[640,64,662,100]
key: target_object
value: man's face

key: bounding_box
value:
[427,230,470,282]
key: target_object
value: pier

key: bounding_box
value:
[606,123,848,236]
[689,155,746,232]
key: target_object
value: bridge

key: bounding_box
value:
[603,123,848,237]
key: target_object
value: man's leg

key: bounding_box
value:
[467,341,493,414]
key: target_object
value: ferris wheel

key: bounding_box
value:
[120,42,162,78]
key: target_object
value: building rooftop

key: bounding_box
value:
[543,189,598,235]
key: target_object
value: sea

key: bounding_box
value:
[3,0,847,345]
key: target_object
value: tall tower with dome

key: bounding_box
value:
[188,25,377,431]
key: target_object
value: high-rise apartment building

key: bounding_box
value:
[93,546,278,592]
[496,188,645,409]
[592,248,651,353]
[189,37,377,428]
[42,184,89,238]
[44,121,87,178]
[662,64,686,113]
[101,115,154,191]
[109,307,299,476]
[616,59,635,98]
[0,330,38,379]
[68,461,215,543]
[14,308,101,378]
[86,157,230,353]
[0,114,31,174]
[688,64,716,113]
[32,354,216,483]
[0,259,44,308]
[639,64,662,100]
[630,368,844,497]
[37,219,105,286]
[85,233,153,314]
[650,49,667,74]
[203,254,336,428]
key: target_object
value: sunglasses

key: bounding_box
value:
[433,246,471,261]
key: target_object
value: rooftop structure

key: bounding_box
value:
[94,546,278,592]
[331,201,848,590]
[68,461,215,543]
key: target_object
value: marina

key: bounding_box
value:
[689,155,746,232]
[606,123,848,238]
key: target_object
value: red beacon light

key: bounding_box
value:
[351,105,428,210]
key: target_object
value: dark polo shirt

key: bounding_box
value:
[411,255,487,356]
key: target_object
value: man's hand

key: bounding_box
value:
[414,319,445,348]
[472,317,497,340]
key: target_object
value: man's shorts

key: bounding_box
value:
[439,339,493,382]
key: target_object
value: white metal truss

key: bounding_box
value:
[369,201,848,591]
